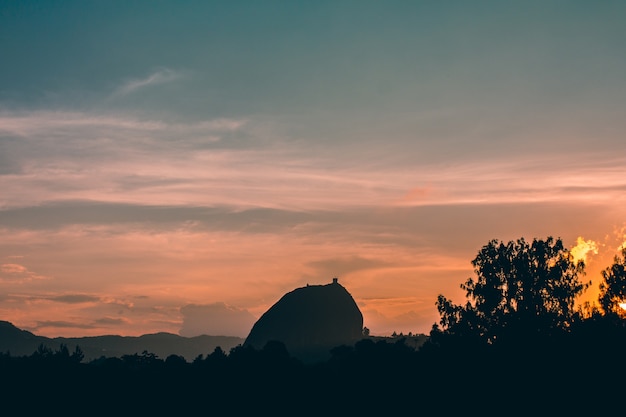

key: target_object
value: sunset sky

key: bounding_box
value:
[1,1,626,338]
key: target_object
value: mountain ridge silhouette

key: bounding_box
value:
[0,320,244,361]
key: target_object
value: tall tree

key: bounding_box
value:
[598,247,626,317]
[435,237,588,344]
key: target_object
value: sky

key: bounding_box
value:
[1,0,626,338]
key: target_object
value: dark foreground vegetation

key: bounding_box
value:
[2,236,626,415]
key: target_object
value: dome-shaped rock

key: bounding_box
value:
[244,278,363,362]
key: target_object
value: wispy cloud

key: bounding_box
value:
[2,108,626,211]
[112,68,182,97]
[94,317,130,326]
[0,263,48,282]
[34,320,96,330]
[0,110,242,140]
[46,294,101,304]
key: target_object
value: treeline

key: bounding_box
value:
[1,329,621,414]
[0,338,427,414]
[2,236,625,414]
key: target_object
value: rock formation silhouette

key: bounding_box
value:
[244,278,364,362]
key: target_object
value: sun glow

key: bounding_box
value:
[570,236,599,264]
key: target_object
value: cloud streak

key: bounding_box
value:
[2,110,625,212]
[0,263,48,282]
[112,69,183,97]
[34,321,96,330]
[46,294,101,304]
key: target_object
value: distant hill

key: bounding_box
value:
[244,279,364,362]
[0,321,244,361]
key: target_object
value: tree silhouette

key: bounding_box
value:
[165,353,187,367]
[70,345,85,363]
[434,237,589,344]
[29,343,84,364]
[32,343,54,359]
[598,247,626,317]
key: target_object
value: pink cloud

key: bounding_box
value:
[0,263,48,282]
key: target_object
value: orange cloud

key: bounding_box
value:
[1,263,27,274]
